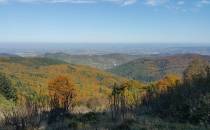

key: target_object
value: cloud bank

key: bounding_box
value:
[5,0,137,5]
[1,0,210,9]
[145,0,169,6]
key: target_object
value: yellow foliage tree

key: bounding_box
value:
[48,76,76,111]
[121,80,144,107]
[110,80,144,120]
[156,74,181,92]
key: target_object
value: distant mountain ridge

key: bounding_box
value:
[110,54,210,82]
[44,53,140,69]
[0,53,18,57]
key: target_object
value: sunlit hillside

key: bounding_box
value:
[110,54,210,82]
[0,57,128,111]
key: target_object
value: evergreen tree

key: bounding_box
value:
[0,72,17,101]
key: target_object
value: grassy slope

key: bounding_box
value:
[110,54,210,82]
[0,57,126,109]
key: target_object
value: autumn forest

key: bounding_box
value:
[0,53,209,130]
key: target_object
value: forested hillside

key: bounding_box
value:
[0,57,128,111]
[110,54,210,82]
[45,53,140,69]
[0,56,210,130]
[142,58,210,125]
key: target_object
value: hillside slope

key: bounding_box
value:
[110,54,210,82]
[0,57,126,110]
[44,53,140,69]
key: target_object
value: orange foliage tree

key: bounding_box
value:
[156,74,181,92]
[48,76,76,111]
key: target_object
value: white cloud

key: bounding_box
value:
[200,0,210,4]
[145,0,169,6]
[15,0,137,5]
[196,0,210,7]
[122,0,136,6]
[102,0,137,6]
[0,0,7,3]
[17,0,96,3]
[177,1,184,5]
[1,0,210,9]
[50,0,96,4]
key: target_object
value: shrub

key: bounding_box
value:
[0,73,17,101]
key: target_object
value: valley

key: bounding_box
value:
[0,52,210,129]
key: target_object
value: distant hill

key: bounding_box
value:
[0,53,18,57]
[0,57,126,110]
[44,53,140,69]
[110,54,210,82]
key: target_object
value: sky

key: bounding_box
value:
[0,0,210,44]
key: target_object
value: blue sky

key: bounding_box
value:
[0,0,210,44]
